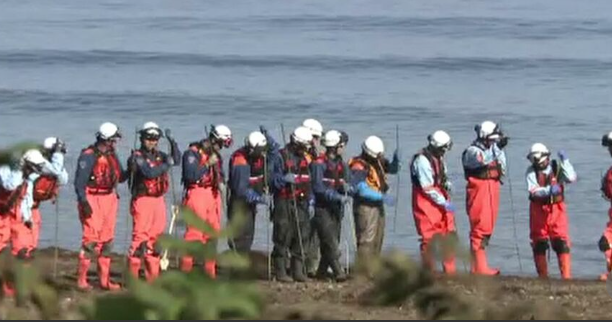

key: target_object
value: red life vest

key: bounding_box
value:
[279,147,312,199]
[33,175,59,208]
[0,183,26,214]
[462,143,502,180]
[84,145,121,194]
[230,148,266,194]
[410,149,448,193]
[315,154,346,190]
[602,167,612,201]
[187,142,223,189]
[131,150,169,197]
[530,161,564,204]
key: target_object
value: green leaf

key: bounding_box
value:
[180,208,219,238]
[157,236,217,261]
[82,294,149,320]
[129,276,185,319]
[217,252,250,270]
[0,142,40,166]
[31,284,60,319]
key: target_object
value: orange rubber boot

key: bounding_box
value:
[98,256,121,291]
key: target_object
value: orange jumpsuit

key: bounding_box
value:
[181,141,223,277]
[128,148,175,282]
[410,149,456,274]
[74,144,126,290]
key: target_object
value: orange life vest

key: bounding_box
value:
[187,142,223,190]
[33,175,58,202]
[349,156,388,193]
[84,146,121,194]
[131,150,169,197]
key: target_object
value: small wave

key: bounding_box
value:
[1,50,610,74]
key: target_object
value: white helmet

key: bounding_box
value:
[43,137,59,150]
[428,130,452,150]
[602,132,612,147]
[302,119,323,138]
[476,121,500,140]
[211,124,233,147]
[527,143,550,165]
[362,136,384,158]
[291,126,313,147]
[141,121,163,139]
[246,131,267,149]
[97,122,121,140]
[322,130,342,148]
[21,149,46,167]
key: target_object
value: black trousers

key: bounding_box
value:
[272,198,310,262]
[313,204,343,270]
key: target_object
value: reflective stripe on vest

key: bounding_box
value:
[230,148,266,194]
[279,148,312,199]
[317,155,346,190]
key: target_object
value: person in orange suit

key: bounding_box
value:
[0,150,46,296]
[598,132,612,280]
[181,125,233,278]
[461,121,508,275]
[74,122,127,291]
[526,143,577,280]
[127,122,180,282]
[15,138,69,260]
[410,131,456,274]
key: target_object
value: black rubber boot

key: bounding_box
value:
[331,260,347,282]
[274,257,292,283]
[292,257,307,283]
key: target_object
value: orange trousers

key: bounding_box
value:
[466,177,500,250]
[412,187,456,274]
[530,202,570,243]
[128,196,166,281]
[182,186,221,277]
[79,192,118,256]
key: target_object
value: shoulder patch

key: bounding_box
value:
[232,154,248,166]
[187,155,197,164]
[79,160,88,169]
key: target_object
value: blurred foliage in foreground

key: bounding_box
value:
[359,235,570,320]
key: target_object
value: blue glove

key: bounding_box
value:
[557,150,567,161]
[444,201,456,213]
[283,173,296,184]
[382,194,395,206]
[551,184,562,196]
